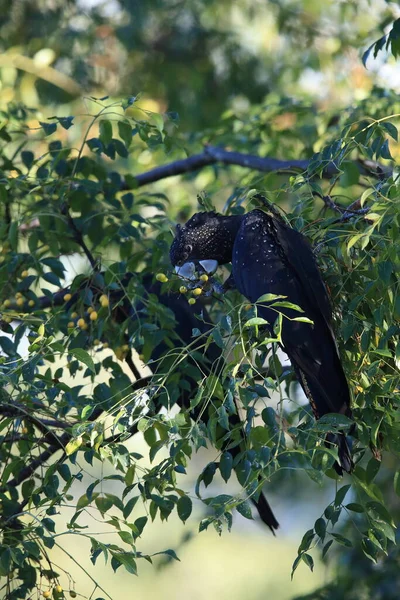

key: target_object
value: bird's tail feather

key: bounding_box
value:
[326,431,353,475]
[251,491,279,534]
[295,367,354,475]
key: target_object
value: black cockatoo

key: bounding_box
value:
[170,209,353,475]
[128,277,280,532]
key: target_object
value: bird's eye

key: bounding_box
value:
[184,244,193,256]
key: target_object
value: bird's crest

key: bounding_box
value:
[185,211,217,230]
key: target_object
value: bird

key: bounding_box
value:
[170,209,354,475]
[113,274,280,532]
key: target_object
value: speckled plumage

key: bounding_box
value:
[170,209,353,475]
[170,212,242,267]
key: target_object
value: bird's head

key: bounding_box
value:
[170,211,242,276]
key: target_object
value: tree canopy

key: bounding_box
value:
[1,2,400,600]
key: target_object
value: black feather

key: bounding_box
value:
[170,209,354,474]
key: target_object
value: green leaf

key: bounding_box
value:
[95,496,113,514]
[381,121,398,141]
[366,458,381,484]
[40,121,57,136]
[132,516,147,538]
[374,520,396,543]
[347,233,365,251]
[118,121,133,147]
[244,317,270,327]
[236,500,253,520]
[219,452,233,483]
[202,462,217,488]
[65,436,83,456]
[360,188,375,207]
[257,294,287,303]
[152,113,164,134]
[21,479,35,500]
[99,119,113,145]
[21,151,34,168]
[331,532,353,547]
[291,554,302,580]
[68,349,95,373]
[314,517,326,541]
[270,300,304,312]
[291,316,314,324]
[380,139,392,160]
[177,495,192,523]
[301,553,314,572]
[298,529,315,553]
[334,484,351,506]
[345,503,365,513]
[123,496,139,520]
[317,414,353,430]
[0,337,16,356]
[322,539,333,559]
[118,531,134,545]
[361,538,378,563]
[153,548,180,562]
[112,552,137,575]
[366,501,395,526]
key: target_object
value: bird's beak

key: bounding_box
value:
[175,259,218,280]
[175,262,197,280]
[199,260,218,274]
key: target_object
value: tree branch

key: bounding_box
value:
[121,145,391,190]
[61,203,98,269]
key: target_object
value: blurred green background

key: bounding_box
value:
[1,1,399,598]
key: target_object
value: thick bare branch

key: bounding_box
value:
[121,145,391,190]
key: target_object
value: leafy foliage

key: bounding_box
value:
[0,80,399,599]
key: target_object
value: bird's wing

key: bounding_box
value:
[232,210,351,417]
[272,217,336,342]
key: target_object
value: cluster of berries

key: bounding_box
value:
[156,272,209,305]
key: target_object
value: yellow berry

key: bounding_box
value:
[188,298,196,305]
[122,344,129,351]
[0,256,5,264]
[3,316,11,323]
[28,300,35,307]
[21,427,28,434]
[15,292,22,299]
[77,318,87,330]
[3,299,10,307]
[67,321,75,328]
[99,294,109,307]
[102,342,109,348]
[70,592,77,598]
[89,311,98,321]
[179,286,187,294]
[114,347,124,360]
[16,298,24,307]
[87,306,94,314]
[156,273,168,283]
[55,585,63,593]
[63,293,72,302]
[192,288,202,296]
[244,304,252,311]
[21,270,29,278]
[43,592,51,599]
[71,312,78,319]
[94,339,100,345]
[138,354,144,360]
[199,274,209,282]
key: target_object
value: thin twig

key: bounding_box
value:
[61,204,98,269]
